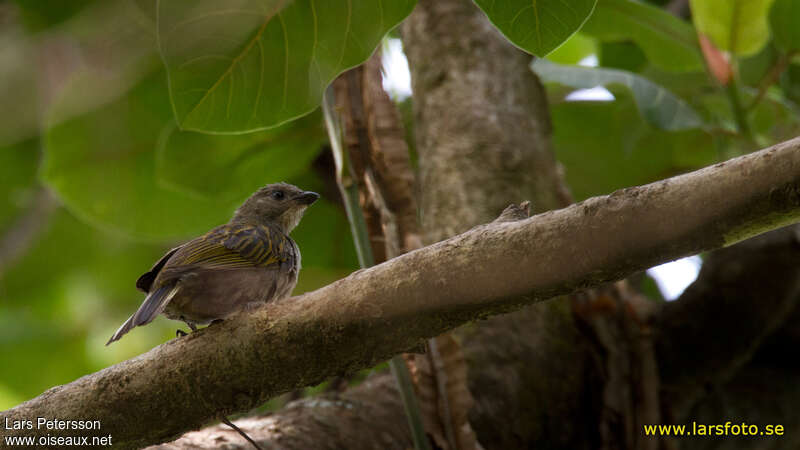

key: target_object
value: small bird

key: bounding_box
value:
[107,183,319,345]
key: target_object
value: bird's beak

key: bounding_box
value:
[295,191,320,205]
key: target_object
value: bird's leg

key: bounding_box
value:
[176,317,197,337]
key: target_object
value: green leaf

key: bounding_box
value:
[157,0,416,133]
[739,43,779,87]
[43,71,240,240]
[551,94,716,200]
[157,111,326,202]
[780,63,800,105]
[690,0,776,56]
[769,0,800,52]
[472,0,597,57]
[599,41,647,72]
[532,59,703,130]
[582,0,703,72]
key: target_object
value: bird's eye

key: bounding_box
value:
[271,190,285,200]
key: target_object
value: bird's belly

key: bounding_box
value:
[163,267,297,325]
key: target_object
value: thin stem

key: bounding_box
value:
[746,51,795,111]
[726,77,751,139]
[323,88,374,267]
[323,86,432,450]
[390,354,433,450]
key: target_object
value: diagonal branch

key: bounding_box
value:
[3,137,800,449]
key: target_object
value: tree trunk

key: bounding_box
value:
[401,1,598,448]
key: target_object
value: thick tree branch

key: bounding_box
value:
[3,138,800,448]
[150,376,411,450]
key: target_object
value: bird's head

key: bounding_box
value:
[232,182,319,233]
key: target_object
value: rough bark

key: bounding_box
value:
[151,376,410,450]
[401,0,570,239]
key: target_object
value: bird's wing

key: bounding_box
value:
[172,223,290,269]
[147,224,296,289]
[136,245,182,293]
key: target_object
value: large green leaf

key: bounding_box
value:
[532,59,703,130]
[690,0,775,57]
[42,72,239,240]
[769,0,800,52]
[472,0,597,57]
[157,111,326,202]
[582,0,703,72]
[157,0,416,133]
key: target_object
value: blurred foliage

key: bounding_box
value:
[690,0,775,57]
[12,0,96,31]
[598,41,647,72]
[582,0,703,72]
[532,59,703,130]
[1,0,800,415]
[0,139,40,230]
[770,0,800,52]
[551,94,717,199]
[547,32,597,65]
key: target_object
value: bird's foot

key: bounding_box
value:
[175,329,188,337]
[178,316,198,334]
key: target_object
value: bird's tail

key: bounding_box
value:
[106,285,179,345]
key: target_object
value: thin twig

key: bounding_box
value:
[221,417,264,450]
[726,77,752,139]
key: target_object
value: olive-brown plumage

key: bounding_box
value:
[106,183,318,345]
